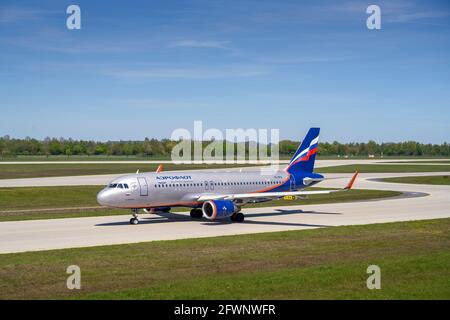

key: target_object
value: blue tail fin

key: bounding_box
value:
[285,128,320,173]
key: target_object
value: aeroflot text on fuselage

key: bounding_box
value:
[156,175,192,180]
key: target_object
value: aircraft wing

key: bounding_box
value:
[197,171,359,202]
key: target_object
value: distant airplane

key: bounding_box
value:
[97,128,358,224]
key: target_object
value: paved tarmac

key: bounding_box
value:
[0,171,448,254]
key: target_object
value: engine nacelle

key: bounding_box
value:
[202,200,238,220]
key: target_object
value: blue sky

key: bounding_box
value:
[0,0,449,143]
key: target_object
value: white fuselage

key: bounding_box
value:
[96,168,319,209]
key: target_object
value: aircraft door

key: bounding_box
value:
[210,181,214,191]
[137,177,148,196]
[204,181,209,191]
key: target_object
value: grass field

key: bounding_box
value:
[0,218,448,299]
[0,163,262,179]
[381,175,450,185]
[318,164,450,173]
[0,186,400,221]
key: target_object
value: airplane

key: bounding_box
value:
[96,128,358,224]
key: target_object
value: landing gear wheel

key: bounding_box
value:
[190,208,203,219]
[231,212,244,222]
[130,208,139,225]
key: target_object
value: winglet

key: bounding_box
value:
[345,171,359,190]
[156,164,163,173]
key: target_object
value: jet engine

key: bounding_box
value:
[202,200,238,220]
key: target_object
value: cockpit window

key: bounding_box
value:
[108,183,129,189]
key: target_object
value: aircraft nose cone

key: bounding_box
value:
[97,190,108,206]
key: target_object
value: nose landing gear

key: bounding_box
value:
[130,208,139,225]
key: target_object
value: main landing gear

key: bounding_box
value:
[230,212,245,222]
[130,208,139,225]
[190,208,203,219]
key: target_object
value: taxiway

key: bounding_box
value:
[0,172,448,254]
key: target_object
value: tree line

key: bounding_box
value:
[0,135,449,158]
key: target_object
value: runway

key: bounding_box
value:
[0,172,449,254]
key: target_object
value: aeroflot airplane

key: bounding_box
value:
[97,128,358,224]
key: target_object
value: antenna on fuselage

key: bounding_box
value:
[136,169,140,174]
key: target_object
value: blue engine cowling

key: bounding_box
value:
[202,200,237,220]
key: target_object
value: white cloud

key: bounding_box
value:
[106,65,269,80]
[170,40,232,50]
[115,98,210,110]
[0,6,54,23]
[387,10,450,23]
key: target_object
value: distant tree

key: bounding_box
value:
[367,140,377,155]
[49,140,62,155]
[143,138,153,157]
[0,139,5,159]
[0,135,447,159]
